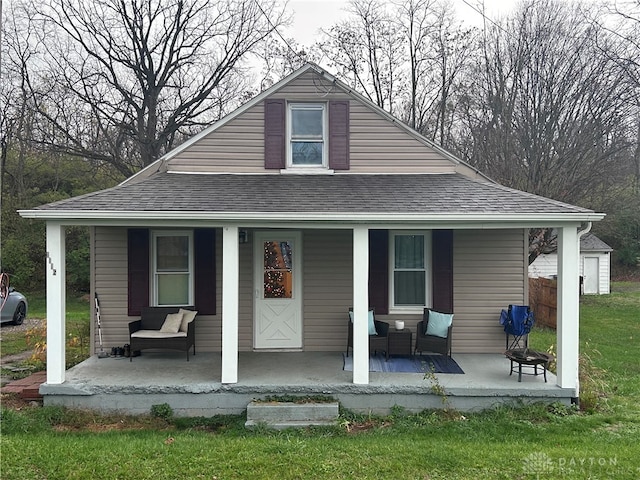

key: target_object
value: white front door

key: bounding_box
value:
[254,231,303,349]
[583,256,599,294]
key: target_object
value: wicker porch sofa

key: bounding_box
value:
[128,306,197,361]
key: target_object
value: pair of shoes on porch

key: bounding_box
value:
[110,346,125,357]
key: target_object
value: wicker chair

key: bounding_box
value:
[414,308,452,357]
[346,308,389,357]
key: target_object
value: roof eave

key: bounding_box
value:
[18,209,606,225]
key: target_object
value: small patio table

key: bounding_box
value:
[504,349,554,382]
[387,329,412,360]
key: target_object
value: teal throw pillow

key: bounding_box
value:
[368,310,377,335]
[425,310,453,338]
[349,310,378,335]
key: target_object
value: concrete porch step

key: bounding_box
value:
[245,400,339,429]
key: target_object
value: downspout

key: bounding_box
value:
[571,221,592,405]
[577,222,592,297]
[578,221,592,239]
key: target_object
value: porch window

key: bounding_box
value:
[152,231,193,306]
[390,231,431,311]
[288,103,326,166]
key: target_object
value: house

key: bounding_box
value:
[19,64,604,413]
[529,232,612,294]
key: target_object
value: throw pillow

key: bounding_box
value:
[178,308,198,332]
[349,310,378,335]
[160,312,183,334]
[368,310,377,335]
[425,310,453,338]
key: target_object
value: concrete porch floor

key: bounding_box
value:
[40,352,575,416]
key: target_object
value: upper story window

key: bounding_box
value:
[288,103,326,167]
[152,230,194,306]
[390,231,431,312]
[264,98,349,171]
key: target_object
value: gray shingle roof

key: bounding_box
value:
[580,233,613,252]
[32,172,594,216]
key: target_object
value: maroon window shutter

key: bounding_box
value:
[264,99,286,169]
[432,230,454,314]
[194,228,216,315]
[329,101,350,170]
[128,228,149,316]
[368,229,389,314]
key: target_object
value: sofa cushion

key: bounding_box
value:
[178,308,198,332]
[131,330,188,339]
[159,312,183,333]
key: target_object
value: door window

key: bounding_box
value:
[263,241,293,298]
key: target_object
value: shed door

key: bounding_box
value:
[254,231,303,349]
[583,257,599,294]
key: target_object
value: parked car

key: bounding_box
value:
[0,287,28,325]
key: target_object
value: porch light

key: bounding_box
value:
[239,230,248,244]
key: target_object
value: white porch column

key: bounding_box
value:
[557,225,580,393]
[352,226,369,385]
[221,226,239,384]
[46,222,66,384]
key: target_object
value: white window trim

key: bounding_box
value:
[151,230,194,307]
[286,102,329,169]
[388,230,432,314]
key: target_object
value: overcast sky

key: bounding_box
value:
[285,0,515,45]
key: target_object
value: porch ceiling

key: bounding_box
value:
[21,172,602,225]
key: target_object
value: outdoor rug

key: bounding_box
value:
[343,353,464,374]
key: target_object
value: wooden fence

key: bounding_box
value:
[529,277,557,329]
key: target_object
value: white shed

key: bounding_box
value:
[529,233,613,294]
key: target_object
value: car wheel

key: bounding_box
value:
[12,302,26,325]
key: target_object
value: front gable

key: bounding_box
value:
[162,67,462,176]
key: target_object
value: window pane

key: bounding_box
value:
[157,236,189,271]
[395,235,424,269]
[264,241,292,269]
[292,108,323,137]
[263,241,293,298]
[264,271,293,298]
[157,274,189,305]
[291,142,323,165]
[394,271,426,305]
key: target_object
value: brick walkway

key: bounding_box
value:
[1,371,46,400]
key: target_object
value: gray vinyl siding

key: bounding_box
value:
[91,227,353,353]
[452,229,527,353]
[92,227,223,353]
[92,227,526,354]
[301,230,353,351]
[168,71,456,174]
[92,227,130,350]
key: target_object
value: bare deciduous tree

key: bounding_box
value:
[12,0,288,177]
[459,0,631,205]
[395,1,475,147]
[318,0,474,149]
[319,0,403,114]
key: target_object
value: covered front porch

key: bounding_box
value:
[40,351,574,416]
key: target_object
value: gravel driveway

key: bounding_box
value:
[0,318,45,340]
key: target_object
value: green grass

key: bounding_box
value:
[2,284,640,479]
[1,403,639,479]
[24,290,91,321]
[529,281,640,413]
[1,292,91,375]
[0,333,30,358]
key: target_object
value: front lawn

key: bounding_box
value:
[1,292,91,376]
[1,283,639,479]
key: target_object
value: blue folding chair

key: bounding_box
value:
[500,305,534,350]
